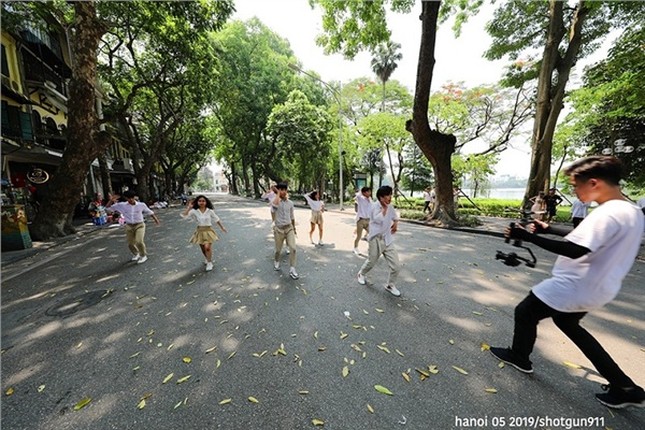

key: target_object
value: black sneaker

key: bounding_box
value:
[595,384,645,409]
[489,347,533,374]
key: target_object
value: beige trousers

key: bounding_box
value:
[359,236,400,286]
[354,218,370,248]
[274,224,296,267]
[125,222,147,256]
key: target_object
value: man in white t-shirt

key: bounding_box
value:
[490,156,644,409]
[353,187,372,255]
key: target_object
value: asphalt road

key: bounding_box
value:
[1,194,643,430]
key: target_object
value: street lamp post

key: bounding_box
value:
[289,64,344,210]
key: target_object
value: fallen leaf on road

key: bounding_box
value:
[375,308,384,313]
[38,385,45,393]
[374,385,393,396]
[377,345,391,354]
[480,342,490,351]
[248,396,259,403]
[205,346,217,354]
[562,361,581,369]
[299,390,309,395]
[219,398,232,405]
[402,372,411,382]
[163,373,174,384]
[182,356,192,363]
[176,375,191,384]
[367,404,375,414]
[340,332,348,340]
[74,397,92,410]
[5,387,14,396]
[428,365,439,374]
[342,366,349,377]
[312,418,325,426]
[452,366,469,375]
[485,388,498,394]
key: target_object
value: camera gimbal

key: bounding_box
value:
[495,211,538,268]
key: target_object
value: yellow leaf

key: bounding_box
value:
[228,351,237,360]
[452,366,469,375]
[318,346,327,352]
[137,399,146,409]
[480,342,490,351]
[312,418,325,426]
[176,375,191,384]
[174,401,183,409]
[395,349,405,357]
[498,362,505,369]
[162,373,174,384]
[428,365,439,374]
[342,366,349,378]
[374,385,393,396]
[74,397,92,410]
[485,388,498,394]
[367,403,375,414]
[375,308,384,313]
[299,390,309,395]
[377,345,391,354]
[415,368,430,378]
[472,311,483,316]
[38,385,46,393]
[563,361,582,369]
[362,309,369,315]
[448,339,455,345]
[216,359,221,368]
[219,398,232,405]
[5,387,14,396]
[248,396,259,403]
[129,352,140,359]
[340,332,348,340]
[182,356,192,364]
[402,372,411,382]
[205,346,217,354]
[313,331,318,339]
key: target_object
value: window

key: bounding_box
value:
[1,44,9,77]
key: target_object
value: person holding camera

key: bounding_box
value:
[490,156,644,409]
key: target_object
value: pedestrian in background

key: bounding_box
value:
[181,195,227,272]
[422,187,433,213]
[570,198,590,228]
[356,185,401,297]
[529,191,546,221]
[272,183,298,279]
[353,186,372,256]
[543,188,563,222]
[261,184,278,223]
[490,156,645,409]
[304,190,325,246]
[106,190,160,264]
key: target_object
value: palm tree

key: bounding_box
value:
[370,41,402,112]
[370,41,402,197]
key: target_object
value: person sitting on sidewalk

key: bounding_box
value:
[489,155,644,409]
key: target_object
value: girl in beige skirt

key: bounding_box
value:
[181,195,227,271]
[304,190,325,245]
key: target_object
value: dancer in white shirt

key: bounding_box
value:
[353,187,372,255]
[181,195,227,271]
[304,190,325,245]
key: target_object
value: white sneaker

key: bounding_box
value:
[357,272,366,285]
[205,262,213,271]
[274,261,280,271]
[318,241,323,246]
[353,248,360,256]
[286,248,290,255]
[131,254,140,261]
[137,255,148,264]
[385,285,401,297]
[289,268,299,279]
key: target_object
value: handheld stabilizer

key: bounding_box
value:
[496,211,538,268]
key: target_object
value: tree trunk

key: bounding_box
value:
[523,0,589,207]
[406,0,458,227]
[98,152,111,197]
[30,2,108,240]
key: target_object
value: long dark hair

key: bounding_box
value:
[309,190,319,200]
[191,195,214,210]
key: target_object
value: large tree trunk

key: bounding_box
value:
[30,2,108,240]
[406,0,458,227]
[523,0,589,207]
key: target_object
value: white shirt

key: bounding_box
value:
[182,208,220,226]
[637,197,645,209]
[570,199,590,218]
[423,191,432,202]
[108,201,154,224]
[367,201,399,247]
[355,192,372,219]
[304,194,324,212]
[533,199,644,312]
[262,191,276,206]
